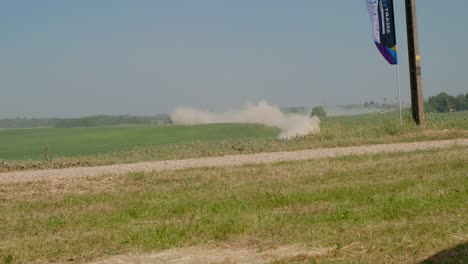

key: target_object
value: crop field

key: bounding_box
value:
[1,111,467,172]
[1,147,467,263]
[0,124,278,160]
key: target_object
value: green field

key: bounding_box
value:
[1,148,466,263]
[0,124,278,160]
[1,111,467,171]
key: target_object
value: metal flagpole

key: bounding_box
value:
[396,64,403,127]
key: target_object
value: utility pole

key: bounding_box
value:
[405,0,425,127]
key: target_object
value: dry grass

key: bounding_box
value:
[91,243,336,264]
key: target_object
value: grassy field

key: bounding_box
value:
[1,111,467,171]
[0,124,278,160]
[1,147,466,263]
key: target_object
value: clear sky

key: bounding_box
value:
[1,0,467,118]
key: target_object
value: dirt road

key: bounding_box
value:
[1,139,467,184]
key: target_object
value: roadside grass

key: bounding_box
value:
[1,111,467,172]
[1,147,467,263]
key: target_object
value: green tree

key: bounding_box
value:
[311,106,327,117]
[454,94,468,111]
[426,92,452,113]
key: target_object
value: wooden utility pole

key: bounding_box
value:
[405,0,425,127]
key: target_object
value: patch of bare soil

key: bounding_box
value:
[90,244,336,264]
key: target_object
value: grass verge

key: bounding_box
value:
[1,147,467,263]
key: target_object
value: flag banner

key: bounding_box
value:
[366,0,398,64]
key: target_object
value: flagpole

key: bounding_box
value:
[396,64,403,127]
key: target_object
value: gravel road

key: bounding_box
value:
[1,139,467,184]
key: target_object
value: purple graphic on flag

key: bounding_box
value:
[366,0,398,65]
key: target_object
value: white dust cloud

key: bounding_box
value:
[170,100,320,139]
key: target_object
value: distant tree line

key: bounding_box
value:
[364,100,378,108]
[282,106,309,114]
[425,92,468,113]
[53,115,170,128]
[0,115,171,129]
[0,118,58,129]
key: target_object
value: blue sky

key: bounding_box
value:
[1,0,467,118]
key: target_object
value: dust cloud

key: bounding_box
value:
[170,100,320,139]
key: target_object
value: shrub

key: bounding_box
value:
[311,106,327,117]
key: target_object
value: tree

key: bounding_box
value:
[311,106,327,117]
[454,94,468,111]
[426,92,451,113]
[425,92,468,113]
